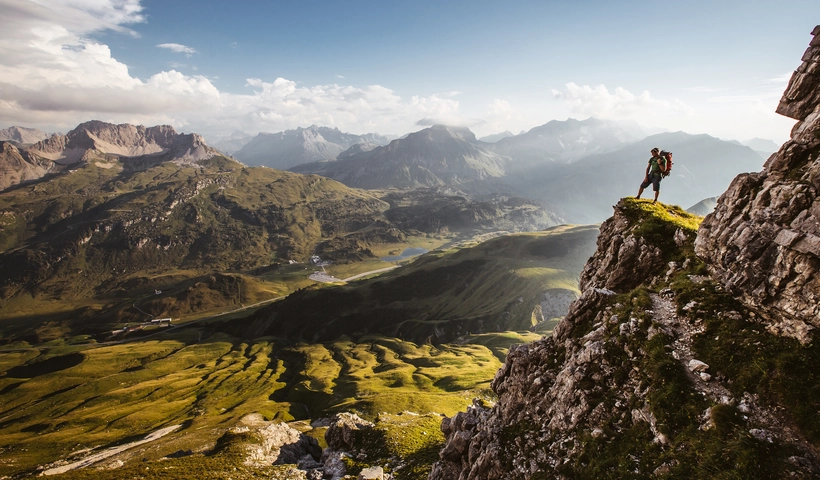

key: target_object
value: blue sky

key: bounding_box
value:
[1,0,818,143]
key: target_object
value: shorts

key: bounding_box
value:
[640,174,662,192]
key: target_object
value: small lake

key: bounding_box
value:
[381,247,429,262]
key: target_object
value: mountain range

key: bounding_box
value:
[292,125,510,190]
[0,120,558,338]
[232,125,392,169]
[0,120,221,191]
[525,131,765,222]
[290,120,763,223]
[1,118,767,226]
[493,117,643,165]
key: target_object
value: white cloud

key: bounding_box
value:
[768,72,793,84]
[552,82,693,121]
[156,43,197,56]
[0,0,474,137]
[483,99,522,131]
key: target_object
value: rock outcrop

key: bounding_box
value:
[213,414,321,468]
[0,141,60,190]
[696,25,820,344]
[430,201,700,479]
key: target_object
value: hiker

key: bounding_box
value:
[636,147,668,203]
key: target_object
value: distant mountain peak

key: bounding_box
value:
[233,125,392,169]
[479,131,514,143]
[0,126,49,145]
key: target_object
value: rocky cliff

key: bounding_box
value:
[0,141,61,191]
[429,27,820,480]
[696,25,820,345]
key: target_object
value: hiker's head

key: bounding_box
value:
[651,148,660,155]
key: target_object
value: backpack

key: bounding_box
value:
[660,150,673,177]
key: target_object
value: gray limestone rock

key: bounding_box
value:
[696,26,820,344]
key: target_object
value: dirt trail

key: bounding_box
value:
[42,424,181,475]
[650,293,819,461]
[650,294,733,404]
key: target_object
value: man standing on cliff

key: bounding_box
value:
[636,147,668,203]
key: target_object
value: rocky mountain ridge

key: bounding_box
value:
[0,120,220,191]
[428,26,820,479]
[29,120,217,166]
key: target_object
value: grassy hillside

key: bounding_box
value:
[0,222,592,477]
[246,225,599,343]
[0,329,538,477]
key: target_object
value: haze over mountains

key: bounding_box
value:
[1,117,767,225]
[0,126,49,145]
[232,125,392,169]
[282,118,764,222]
[292,125,510,190]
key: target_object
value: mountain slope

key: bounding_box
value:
[293,125,509,190]
[233,125,390,169]
[242,225,599,344]
[0,141,61,191]
[0,150,389,328]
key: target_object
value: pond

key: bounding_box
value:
[380,247,429,262]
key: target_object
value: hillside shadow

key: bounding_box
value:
[4,352,84,378]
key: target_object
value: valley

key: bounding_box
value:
[0,120,597,478]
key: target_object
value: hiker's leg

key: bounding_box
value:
[651,177,660,203]
[637,178,651,199]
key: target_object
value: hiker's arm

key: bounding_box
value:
[644,164,650,178]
